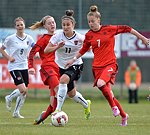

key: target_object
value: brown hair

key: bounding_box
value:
[87,5,101,18]
[29,15,53,30]
[61,10,76,24]
[14,17,25,25]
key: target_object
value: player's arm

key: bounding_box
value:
[0,45,15,62]
[28,45,40,75]
[44,41,65,53]
[130,29,149,46]
[65,52,82,68]
[65,41,90,68]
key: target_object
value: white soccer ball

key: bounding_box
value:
[51,111,68,127]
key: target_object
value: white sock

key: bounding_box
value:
[56,84,67,111]
[13,94,26,114]
[7,89,21,102]
[72,91,88,108]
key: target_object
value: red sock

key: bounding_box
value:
[100,84,116,108]
[113,97,126,118]
[52,97,57,111]
[42,105,53,120]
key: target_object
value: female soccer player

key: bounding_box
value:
[44,10,91,120]
[65,5,149,126]
[0,17,34,118]
[28,15,59,124]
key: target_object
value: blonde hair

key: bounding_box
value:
[14,17,25,25]
[87,5,101,18]
[61,10,76,24]
[29,15,53,30]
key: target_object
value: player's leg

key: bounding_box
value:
[34,97,54,125]
[5,88,21,111]
[10,70,28,118]
[67,82,91,120]
[13,90,26,118]
[96,64,120,117]
[55,74,69,111]
[113,96,128,126]
[99,82,120,117]
[34,75,59,125]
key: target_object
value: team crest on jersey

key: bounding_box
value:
[74,40,78,45]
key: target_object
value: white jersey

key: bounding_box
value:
[3,33,34,71]
[50,30,85,69]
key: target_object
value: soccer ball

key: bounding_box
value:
[51,111,68,127]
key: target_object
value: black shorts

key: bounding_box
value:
[10,69,29,87]
[59,64,83,92]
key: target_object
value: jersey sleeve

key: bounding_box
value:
[115,25,132,35]
[79,33,91,55]
[28,35,35,48]
[3,36,10,48]
[28,43,41,69]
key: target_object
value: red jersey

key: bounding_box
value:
[28,34,57,68]
[79,25,132,67]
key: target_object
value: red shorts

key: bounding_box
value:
[92,63,118,87]
[40,64,60,96]
[44,75,59,96]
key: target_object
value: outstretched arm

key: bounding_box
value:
[65,52,82,68]
[44,41,65,53]
[130,29,149,45]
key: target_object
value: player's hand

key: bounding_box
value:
[28,68,35,75]
[65,59,75,68]
[9,57,15,62]
[142,38,149,46]
[58,41,65,48]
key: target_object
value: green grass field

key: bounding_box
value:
[0,97,150,135]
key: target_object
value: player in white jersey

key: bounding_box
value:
[45,10,91,120]
[0,17,34,118]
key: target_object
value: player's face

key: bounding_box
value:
[15,20,25,33]
[87,15,100,31]
[62,19,74,36]
[44,17,56,34]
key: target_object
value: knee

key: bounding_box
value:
[97,79,106,88]
[20,87,28,95]
[18,86,27,93]
[67,89,76,98]
[60,74,70,84]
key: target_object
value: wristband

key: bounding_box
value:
[73,56,77,61]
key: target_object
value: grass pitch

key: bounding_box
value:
[0,98,150,135]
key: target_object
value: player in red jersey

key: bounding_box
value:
[66,5,149,126]
[28,15,59,125]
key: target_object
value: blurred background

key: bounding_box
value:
[0,0,150,100]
